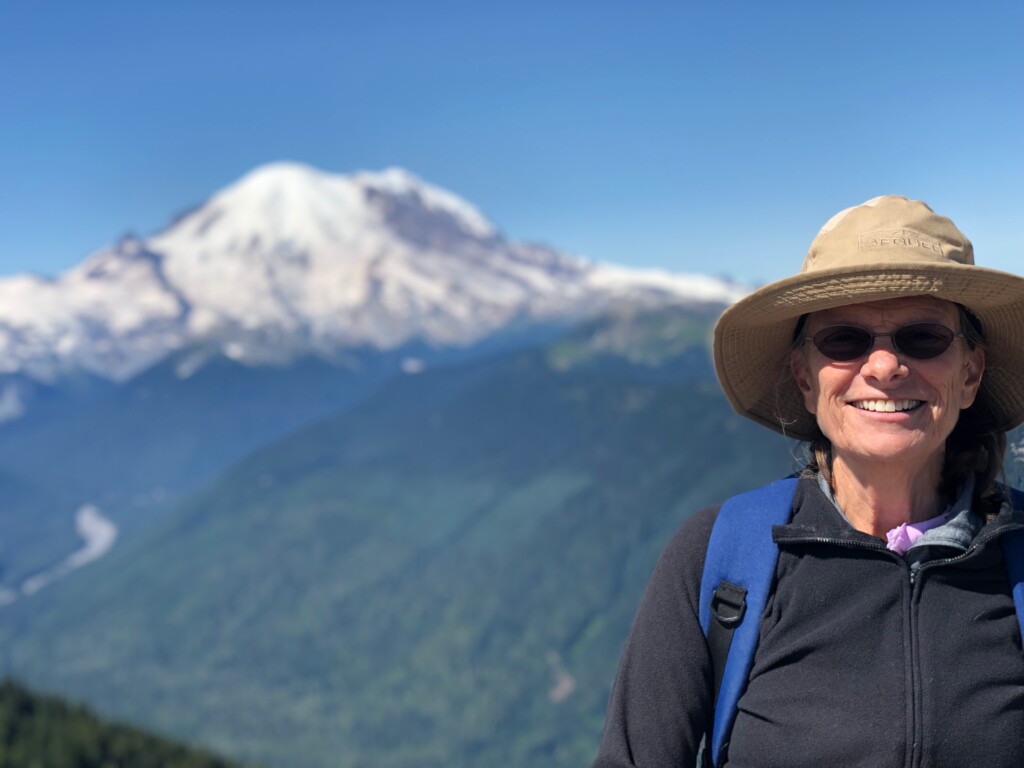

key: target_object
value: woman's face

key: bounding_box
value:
[790,296,985,474]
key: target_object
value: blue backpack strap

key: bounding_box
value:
[699,477,798,768]
[1001,487,1024,642]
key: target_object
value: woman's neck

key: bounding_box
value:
[829,454,945,538]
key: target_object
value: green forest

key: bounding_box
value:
[0,679,252,768]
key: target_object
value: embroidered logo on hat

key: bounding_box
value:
[858,229,944,255]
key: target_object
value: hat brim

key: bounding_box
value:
[713,261,1024,441]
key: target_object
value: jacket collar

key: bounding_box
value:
[773,474,1024,550]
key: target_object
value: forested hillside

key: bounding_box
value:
[0,307,795,767]
[0,679,253,768]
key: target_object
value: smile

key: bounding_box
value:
[850,399,923,413]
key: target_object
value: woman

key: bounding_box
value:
[594,196,1024,767]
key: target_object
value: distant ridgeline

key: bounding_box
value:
[0,679,253,768]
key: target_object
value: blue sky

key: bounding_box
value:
[2,0,1021,284]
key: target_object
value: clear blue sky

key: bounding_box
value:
[2,0,1021,284]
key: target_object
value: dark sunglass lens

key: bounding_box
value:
[812,326,872,361]
[894,323,955,359]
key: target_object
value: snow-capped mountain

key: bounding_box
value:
[0,163,745,383]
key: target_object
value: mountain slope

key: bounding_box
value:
[0,353,383,506]
[0,307,794,767]
[0,163,745,388]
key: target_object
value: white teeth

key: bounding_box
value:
[852,399,922,412]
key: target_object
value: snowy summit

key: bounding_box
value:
[0,162,746,383]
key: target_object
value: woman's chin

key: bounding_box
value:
[833,435,944,470]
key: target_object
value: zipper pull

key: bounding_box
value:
[908,560,923,585]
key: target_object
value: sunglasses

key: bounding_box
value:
[805,322,965,362]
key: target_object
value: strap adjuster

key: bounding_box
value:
[711,582,747,628]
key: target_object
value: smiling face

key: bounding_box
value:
[790,296,985,477]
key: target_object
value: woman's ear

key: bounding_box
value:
[959,347,985,409]
[790,348,817,415]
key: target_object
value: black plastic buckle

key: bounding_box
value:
[711,582,747,628]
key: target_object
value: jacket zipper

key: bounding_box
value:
[907,561,920,768]
[777,527,1024,768]
[779,535,917,766]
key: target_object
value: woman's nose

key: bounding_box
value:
[861,339,908,382]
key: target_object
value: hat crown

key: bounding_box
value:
[802,195,974,274]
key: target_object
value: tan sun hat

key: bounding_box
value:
[713,195,1024,441]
